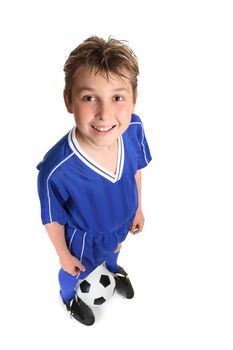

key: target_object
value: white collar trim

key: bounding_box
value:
[68,127,124,183]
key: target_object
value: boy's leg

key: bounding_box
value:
[105,251,120,273]
[105,250,134,299]
[58,268,95,326]
[58,268,77,303]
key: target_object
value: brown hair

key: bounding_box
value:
[64,36,139,103]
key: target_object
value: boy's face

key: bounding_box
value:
[64,67,136,149]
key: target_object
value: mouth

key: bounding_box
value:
[91,125,116,133]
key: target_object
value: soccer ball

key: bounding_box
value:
[76,264,116,306]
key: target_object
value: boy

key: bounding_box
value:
[37,36,151,326]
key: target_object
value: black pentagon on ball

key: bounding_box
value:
[94,297,106,305]
[79,280,91,293]
[99,274,111,287]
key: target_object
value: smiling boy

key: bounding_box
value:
[37,36,151,326]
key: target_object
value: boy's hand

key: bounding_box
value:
[130,209,145,234]
[59,252,86,276]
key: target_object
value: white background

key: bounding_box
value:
[0,1,233,349]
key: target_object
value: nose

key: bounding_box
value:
[95,100,111,120]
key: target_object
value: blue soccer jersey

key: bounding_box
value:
[37,114,151,257]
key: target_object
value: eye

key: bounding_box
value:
[83,95,96,102]
[114,96,124,102]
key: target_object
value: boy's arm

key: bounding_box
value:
[45,222,85,276]
[130,170,145,234]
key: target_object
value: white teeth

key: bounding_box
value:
[93,126,113,132]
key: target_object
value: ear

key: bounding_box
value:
[63,90,73,114]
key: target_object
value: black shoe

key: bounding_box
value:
[66,296,95,326]
[114,266,134,299]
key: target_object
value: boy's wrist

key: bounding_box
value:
[57,247,71,259]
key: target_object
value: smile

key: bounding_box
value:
[92,125,116,132]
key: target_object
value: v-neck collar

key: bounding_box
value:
[68,126,124,183]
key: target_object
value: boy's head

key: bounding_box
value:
[64,36,139,104]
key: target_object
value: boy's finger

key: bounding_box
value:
[75,260,86,271]
[130,223,137,233]
[132,224,141,234]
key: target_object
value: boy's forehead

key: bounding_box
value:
[73,66,132,87]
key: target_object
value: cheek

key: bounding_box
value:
[73,104,94,122]
[118,106,133,123]
[74,104,89,115]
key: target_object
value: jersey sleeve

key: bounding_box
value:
[37,168,68,225]
[131,114,152,170]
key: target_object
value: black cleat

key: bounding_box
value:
[66,296,95,326]
[114,266,134,299]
